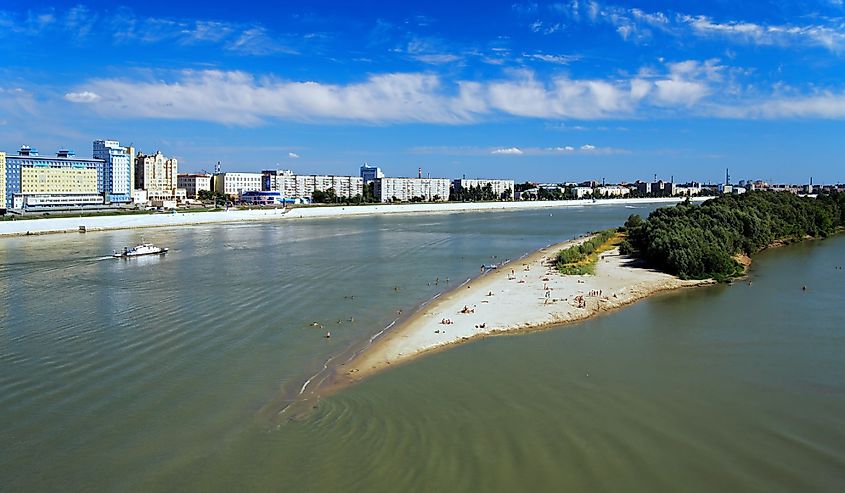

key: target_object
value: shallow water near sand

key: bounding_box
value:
[1,205,844,491]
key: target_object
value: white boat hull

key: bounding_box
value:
[113,244,169,258]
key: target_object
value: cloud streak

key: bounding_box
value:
[0,6,297,56]
[62,60,845,125]
[554,1,845,52]
[417,144,628,156]
[491,147,524,155]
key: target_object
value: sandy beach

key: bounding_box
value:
[329,239,712,388]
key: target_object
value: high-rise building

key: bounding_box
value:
[374,177,450,202]
[3,146,105,210]
[261,169,294,192]
[135,151,182,200]
[93,140,132,203]
[262,170,364,200]
[360,164,384,183]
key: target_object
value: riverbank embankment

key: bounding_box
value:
[0,197,705,237]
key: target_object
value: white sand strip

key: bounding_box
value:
[335,242,712,384]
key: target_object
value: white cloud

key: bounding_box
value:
[60,59,845,125]
[288,152,300,159]
[416,144,627,156]
[491,147,524,155]
[523,53,580,64]
[485,75,641,119]
[557,1,845,52]
[653,79,708,106]
[66,70,482,125]
[412,53,462,64]
[63,91,101,103]
[678,14,845,50]
[0,6,297,56]
[718,92,845,119]
[226,27,296,55]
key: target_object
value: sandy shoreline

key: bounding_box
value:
[321,240,713,393]
[0,197,706,237]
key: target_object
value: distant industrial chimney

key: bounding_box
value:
[418,167,422,179]
[215,161,221,173]
[725,168,730,186]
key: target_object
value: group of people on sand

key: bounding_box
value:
[588,289,603,297]
[574,295,587,309]
[440,318,454,325]
[460,305,475,314]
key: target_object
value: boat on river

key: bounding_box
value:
[113,244,168,258]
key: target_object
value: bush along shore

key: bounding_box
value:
[619,191,845,281]
[555,229,623,275]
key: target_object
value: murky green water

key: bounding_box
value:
[2,206,843,492]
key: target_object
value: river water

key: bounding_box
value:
[1,205,843,492]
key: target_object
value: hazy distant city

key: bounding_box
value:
[3,140,840,216]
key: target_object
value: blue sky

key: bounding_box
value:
[1,0,844,184]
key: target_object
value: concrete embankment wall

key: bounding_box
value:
[0,197,705,237]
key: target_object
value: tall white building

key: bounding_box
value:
[93,140,132,203]
[213,172,262,197]
[452,178,515,200]
[135,151,183,200]
[375,177,450,202]
[262,170,363,200]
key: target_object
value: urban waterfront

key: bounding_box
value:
[2,206,844,491]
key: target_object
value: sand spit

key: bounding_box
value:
[330,241,712,388]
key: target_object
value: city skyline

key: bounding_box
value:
[1,1,844,183]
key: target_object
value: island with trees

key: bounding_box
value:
[620,191,845,281]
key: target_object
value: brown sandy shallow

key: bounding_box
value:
[286,237,714,413]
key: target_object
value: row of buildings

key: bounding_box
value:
[518,177,823,200]
[0,142,515,213]
[5,143,836,213]
[212,166,515,204]
[1,141,200,213]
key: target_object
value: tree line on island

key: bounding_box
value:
[619,191,845,281]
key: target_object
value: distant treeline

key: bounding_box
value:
[620,191,845,280]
